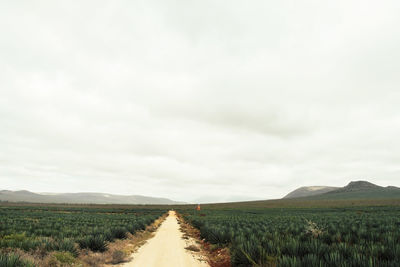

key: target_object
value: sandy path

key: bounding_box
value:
[121,210,209,267]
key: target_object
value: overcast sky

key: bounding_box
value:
[1,1,400,203]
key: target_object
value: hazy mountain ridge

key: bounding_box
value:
[284,181,400,200]
[0,190,184,205]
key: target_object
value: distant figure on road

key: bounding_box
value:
[196,204,201,211]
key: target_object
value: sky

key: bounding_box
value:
[1,1,400,203]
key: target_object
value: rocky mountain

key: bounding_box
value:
[327,181,381,193]
[318,181,400,200]
[283,181,400,200]
[0,190,184,205]
[283,186,339,199]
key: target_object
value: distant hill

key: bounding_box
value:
[284,181,400,200]
[0,190,184,205]
[284,186,339,199]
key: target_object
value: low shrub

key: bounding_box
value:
[53,251,76,265]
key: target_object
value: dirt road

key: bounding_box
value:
[121,210,209,267]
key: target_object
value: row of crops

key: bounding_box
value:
[182,206,400,266]
[0,206,166,259]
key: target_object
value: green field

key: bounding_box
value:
[181,205,400,266]
[2,199,400,266]
[0,204,166,266]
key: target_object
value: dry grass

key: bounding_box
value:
[185,245,200,252]
[305,219,324,238]
[110,250,126,264]
[0,248,84,267]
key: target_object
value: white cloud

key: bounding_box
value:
[1,0,400,202]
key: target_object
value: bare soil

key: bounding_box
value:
[177,212,231,267]
[119,210,209,267]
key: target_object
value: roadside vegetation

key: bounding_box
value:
[0,252,35,267]
[3,200,400,266]
[182,206,400,266]
[0,205,167,266]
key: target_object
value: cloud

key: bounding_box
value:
[0,0,400,202]
[153,100,312,137]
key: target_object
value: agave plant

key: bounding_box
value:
[0,253,35,267]
[78,235,108,252]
